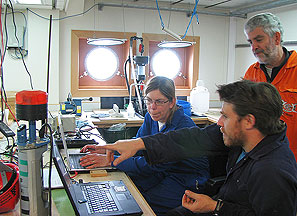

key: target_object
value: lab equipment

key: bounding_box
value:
[0,161,20,213]
[127,36,149,117]
[60,93,93,116]
[16,90,50,215]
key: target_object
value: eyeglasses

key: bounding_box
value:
[144,98,169,106]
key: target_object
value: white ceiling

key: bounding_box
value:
[7,0,297,18]
[94,0,297,18]
[156,0,268,9]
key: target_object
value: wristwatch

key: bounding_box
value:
[213,199,223,216]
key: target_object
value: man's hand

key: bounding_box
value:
[87,138,145,166]
[182,190,217,213]
[80,144,106,154]
[79,153,113,169]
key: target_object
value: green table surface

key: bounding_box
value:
[52,189,75,215]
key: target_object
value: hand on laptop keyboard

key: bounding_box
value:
[80,144,106,154]
[79,153,114,169]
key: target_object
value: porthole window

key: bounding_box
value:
[151,49,181,79]
[85,47,119,81]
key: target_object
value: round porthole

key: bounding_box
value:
[151,49,181,79]
[85,47,119,81]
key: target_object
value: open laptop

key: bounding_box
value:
[57,115,115,172]
[52,141,143,216]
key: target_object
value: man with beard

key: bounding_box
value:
[94,80,297,215]
[243,13,297,160]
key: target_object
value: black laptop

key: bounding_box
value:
[57,115,115,172]
[52,140,143,216]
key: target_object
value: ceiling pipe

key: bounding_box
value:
[97,2,247,18]
[230,0,297,16]
[52,0,56,9]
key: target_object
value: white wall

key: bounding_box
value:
[3,2,297,110]
[3,9,60,110]
[59,1,230,105]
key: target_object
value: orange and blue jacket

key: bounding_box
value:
[244,50,297,160]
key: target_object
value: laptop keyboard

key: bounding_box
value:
[81,183,119,214]
[70,154,85,169]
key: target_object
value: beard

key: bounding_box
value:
[254,40,279,66]
[222,128,245,148]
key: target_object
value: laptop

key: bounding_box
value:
[52,141,143,216]
[57,115,115,172]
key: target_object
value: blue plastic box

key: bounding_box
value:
[177,100,191,116]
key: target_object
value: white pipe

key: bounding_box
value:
[129,46,143,113]
[129,83,146,104]
[162,27,182,41]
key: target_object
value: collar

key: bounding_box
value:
[259,47,290,82]
[160,106,185,131]
[246,126,288,160]
[254,48,297,70]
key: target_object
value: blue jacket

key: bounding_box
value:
[142,124,297,216]
[113,106,210,215]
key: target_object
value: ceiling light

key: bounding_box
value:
[158,41,195,48]
[87,38,127,46]
[15,0,41,4]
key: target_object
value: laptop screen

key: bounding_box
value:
[52,140,72,188]
[57,115,70,165]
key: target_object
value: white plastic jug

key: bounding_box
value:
[190,80,210,114]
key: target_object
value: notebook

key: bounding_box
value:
[57,115,115,172]
[52,142,143,216]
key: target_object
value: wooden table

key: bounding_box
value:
[2,170,155,216]
[90,109,220,128]
[72,171,156,215]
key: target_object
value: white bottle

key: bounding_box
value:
[127,102,135,118]
[190,80,210,114]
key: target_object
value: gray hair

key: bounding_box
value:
[244,13,284,43]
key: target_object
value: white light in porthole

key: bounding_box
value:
[85,47,119,81]
[151,49,181,79]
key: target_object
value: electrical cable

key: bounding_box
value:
[48,110,54,119]
[155,0,165,28]
[1,10,28,60]
[5,136,10,149]
[0,0,9,69]
[0,152,18,161]
[155,0,200,40]
[9,136,15,163]
[27,3,100,21]
[0,3,9,123]
[129,37,143,114]
[8,0,33,89]
[70,171,78,179]
[123,57,130,95]
[181,0,199,39]
[1,96,19,126]
[40,123,54,216]
[8,47,28,59]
